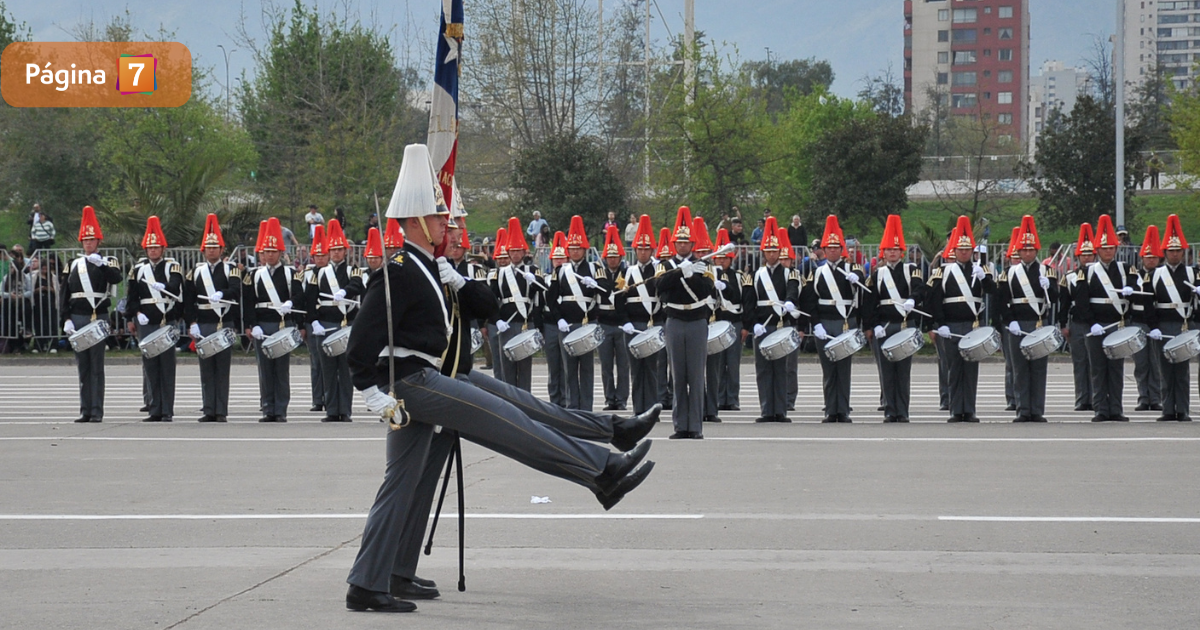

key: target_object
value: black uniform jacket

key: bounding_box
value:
[124,257,185,325]
[184,260,242,326]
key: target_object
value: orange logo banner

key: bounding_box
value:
[1,42,192,108]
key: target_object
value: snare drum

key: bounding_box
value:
[880,327,924,362]
[759,327,801,361]
[706,321,737,356]
[68,319,111,353]
[321,326,353,357]
[957,326,1002,362]
[823,329,866,362]
[562,323,605,357]
[471,328,484,355]
[1018,326,1064,361]
[139,325,180,359]
[628,326,665,359]
[504,329,545,362]
[262,327,303,359]
[1102,327,1146,360]
[1162,329,1200,364]
[196,328,237,359]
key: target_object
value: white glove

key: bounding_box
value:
[622,323,636,335]
[437,257,466,291]
[278,300,293,315]
[189,323,202,339]
[207,291,223,303]
[86,253,106,266]
[679,260,695,278]
[333,289,347,301]
[972,264,986,280]
[361,385,404,421]
[311,321,327,336]
[1194,284,1200,297]
[845,272,860,285]
[715,280,727,292]
[936,326,952,339]
[754,323,767,338]
[1039,276,1051,290]
[63,320,76,334]
[813,323,829,340]
[1120,286,1134,297]
[496,319,510,333]
[692,261,708,275]
[783,301,798,315]
[1090,323,1105,337]
[252,326,265,340]
[136,312,150,326]
[874,325,888,339]
[902,299,916,313]
[581,276,599,289]
[524,271,537,285]
[1149,328,1164,341]
[151,282,166,292]
[1008,321,1022,336]
[558,319,570,333]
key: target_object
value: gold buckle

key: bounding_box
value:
[387,398,411,430]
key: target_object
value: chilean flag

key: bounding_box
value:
[428,0,463,209]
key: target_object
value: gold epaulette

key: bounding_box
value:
[170,262,182,275]
[186,269,194,282]
[390,251,405,265]
[1076,269,1087,281]
[243,273,254,286]
[998,271,1008,282]
[1044,266,1058,279]
[910,267,924,280]
[350,266,363,278]
[486,269,498,281]
[228,266,241,279]
[741,271,753,287]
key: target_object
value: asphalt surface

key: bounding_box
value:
[1,359,1198,629]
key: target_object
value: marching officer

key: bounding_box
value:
[1131,225,1164,412]
[307,219,364,422]
[243,218,303,423]
[184,214,242,422]
[745,217,800,423]
[929,216,996,423]
[542,232,570,407]
[492,220,540,391]
[708,227,747,417]
[62,206,123,423]
[1071,215,1140,422]
[1059,224,1096,411]
[800,215,864,423]
[997,215,1059,423]
[623,216,662,415]
[302,225,328,413]
[549,216,604,411]
[124,216,183,422]
[655,226,675,410]
[596,225,633,410]
[863,215,924,423]
[657,206,715,439]
[1147,215,1197,421]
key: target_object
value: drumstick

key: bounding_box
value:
[767,300,812,319]
[836,267,873,293]
[321,292,361,306]
[1087,322,1121,337]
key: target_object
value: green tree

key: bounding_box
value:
[511,134,627,237]
[0,0,29,49]
[742,57,834,118]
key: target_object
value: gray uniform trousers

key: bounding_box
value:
[934,334,951,409]
[1010,320,1048,418]
[1155,321,1190,417]
[786,342,799,409]
[1067,320,1093,408]
[1002,328,1016,408]
[254,321,290,418]
[943,321,981,417]
[562,323,596,411]
[542,324,567,407]
[306,323,324,407]
[704,349,721,418]
[657,343,672,407]
[598,323,631,409]
[815,318,856,418]
[719,334,741,408]
[497,324,533,392]
[71,314,107,419]
[1131,322,1162,406]
[665,318,707,434]
[628,322,660,414]
[486,322,504,382]
[754,324,789,418]
[137,321,177,419]
[346,368,610,593]
[1086,333,1126,418]
[870,322,913,420]
[197,323,233,417]
[317,321,354,418]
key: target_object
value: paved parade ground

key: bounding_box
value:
[2,359,1199,629]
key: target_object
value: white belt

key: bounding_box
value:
[720,304,743,314]
[560,296,592,304]
[878,299,906,306]
[944,296,982,305]
[140,298,174,305]
[667,301,709,311]
[626,297,657,304]
[756,300,779,307]
[1157,303,1190,309]
[317,300,350,308]
[71,292,107,300]
[1089,298,1127,306]
[256,302,287,309]
[502,297,531,304]
[1011,297,1044,305]
[1131,304,1145,312]
[818,299,853,306]
[598,304,616,311]
[378,346,443,369]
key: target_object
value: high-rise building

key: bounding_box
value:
[1122,0,1199,93]
[1027,61,1091,154]
[904,0,1032,147]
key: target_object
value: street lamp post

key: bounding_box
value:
[1115,0,1126,228]
[217,44,235,119]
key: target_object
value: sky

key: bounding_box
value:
[4,0,1115,99]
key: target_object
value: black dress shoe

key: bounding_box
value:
[199,415,217,423]
[258,416,273,423]
[275,416,287,423]
[1005,404,1016,412]
[787,405,796,411]
[753,416,772,423]
[595,461,655,511]
[1091,415,1110,422]
[75,416,90,423]
[215,416,227,423]
[1110,415,1130,422]
[603,404,621,411]
[883,416,898,423]
[340,415,352,422]
[668,430,690,438]
[1156,414,1175,422]
[411,576,436,589]
[390,576,440,600]
[321,416,340,423]
[1014,415,1032,423]
[774,415,792,423]
[595,441,652,495]
[894,417,910,423]
[139,405,150,413]
[703,415,721,423]
[661,403,672,411]
[89,417,102,422]
[718,404,733,411]
[688,431,704,439]
[939,404,950,412]
[1030,415,1048,423]
[1150,404,1163,411]
[822,416,838,423]
[612,404,661,452]
[1179,415,1193,422]
[310,404,324,412]
[962,415,980,423]
[142,416,161,423]
[947,414,963,423]
[1135,403,1151,411]
[161,417,173,423]
[838,414,852,423]
[877,405,886,411]
[346,585,416,613]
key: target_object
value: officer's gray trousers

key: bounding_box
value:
[754,324,788,418]
[786,341,798,409]
[1131,322,1162,407]
[497,324,533,392]
[657,340,672,407]
[1068,320,1092,409]
[1002,328,1016,408]
[815,319,855,418]
[71,314,106,420]
[307,323,324,407]
[665,318,707,434]
[598,323,630,409]
[317,321,354,418]
[870,322,912,420]
[1009,320,1048,418]
[197,322,233,417]
[542,324,567,407]
[628,321,660,415]
[1156,321,1190,418]
[254,321,290,418]
[717,332,741,408]
[943,321,980,417]
[562,324,595,412]
[137,321,176,419]
[934,334,951,410]
[1087,332,1126,418]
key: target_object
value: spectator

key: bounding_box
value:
[624,214,638,246]
[1149,152,1164,189]
[750,219,765,246]
[727,219,747,245]
[0,245,32,353]
[786,215,807,260]
[601,211,619,242]
[527,211,548,240]
[800,240,826,275]
[363,213,380,244]
[304,204,325,238]
[29,256,60,353]
[537,224,552,248]
[334,207,349,231]
[28,206,56,253]
[0,246,10,283]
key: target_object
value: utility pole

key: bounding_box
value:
[684,0,695,107]
[1115,0,1126,228]
[217,44,234,120]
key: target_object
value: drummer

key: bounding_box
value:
[655,227,675,410]
[243,218,303,423]
[1070,214,1140,422]
[492,219,541,392]
[777,226,800,413]
[863,215,924,423]
[62,206,123,423]
[1000,228,1021,413]
[184,214,242,423]
[800,215,864,423]
[301,225,328,414]
[596,225,633,410]
[484,227,510,381]
[997,215,1058,423]
[542,231,571,407]
[124,216,184,423]
[306,219,364,422]
[1131,225,1164,412]
[383,218,405,260]
[744,217,799,423]
[1059,224,1097,411]
[363,227,386,272]
[1146,215,1197,421]
[928,216,996,423]
[548,216,604,411]
[623,216,662,415]
[708,227,747,418]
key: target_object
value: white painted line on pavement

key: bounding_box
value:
[700,437,1200,443]
[940,516,1200,523]
[0,513,703,521]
